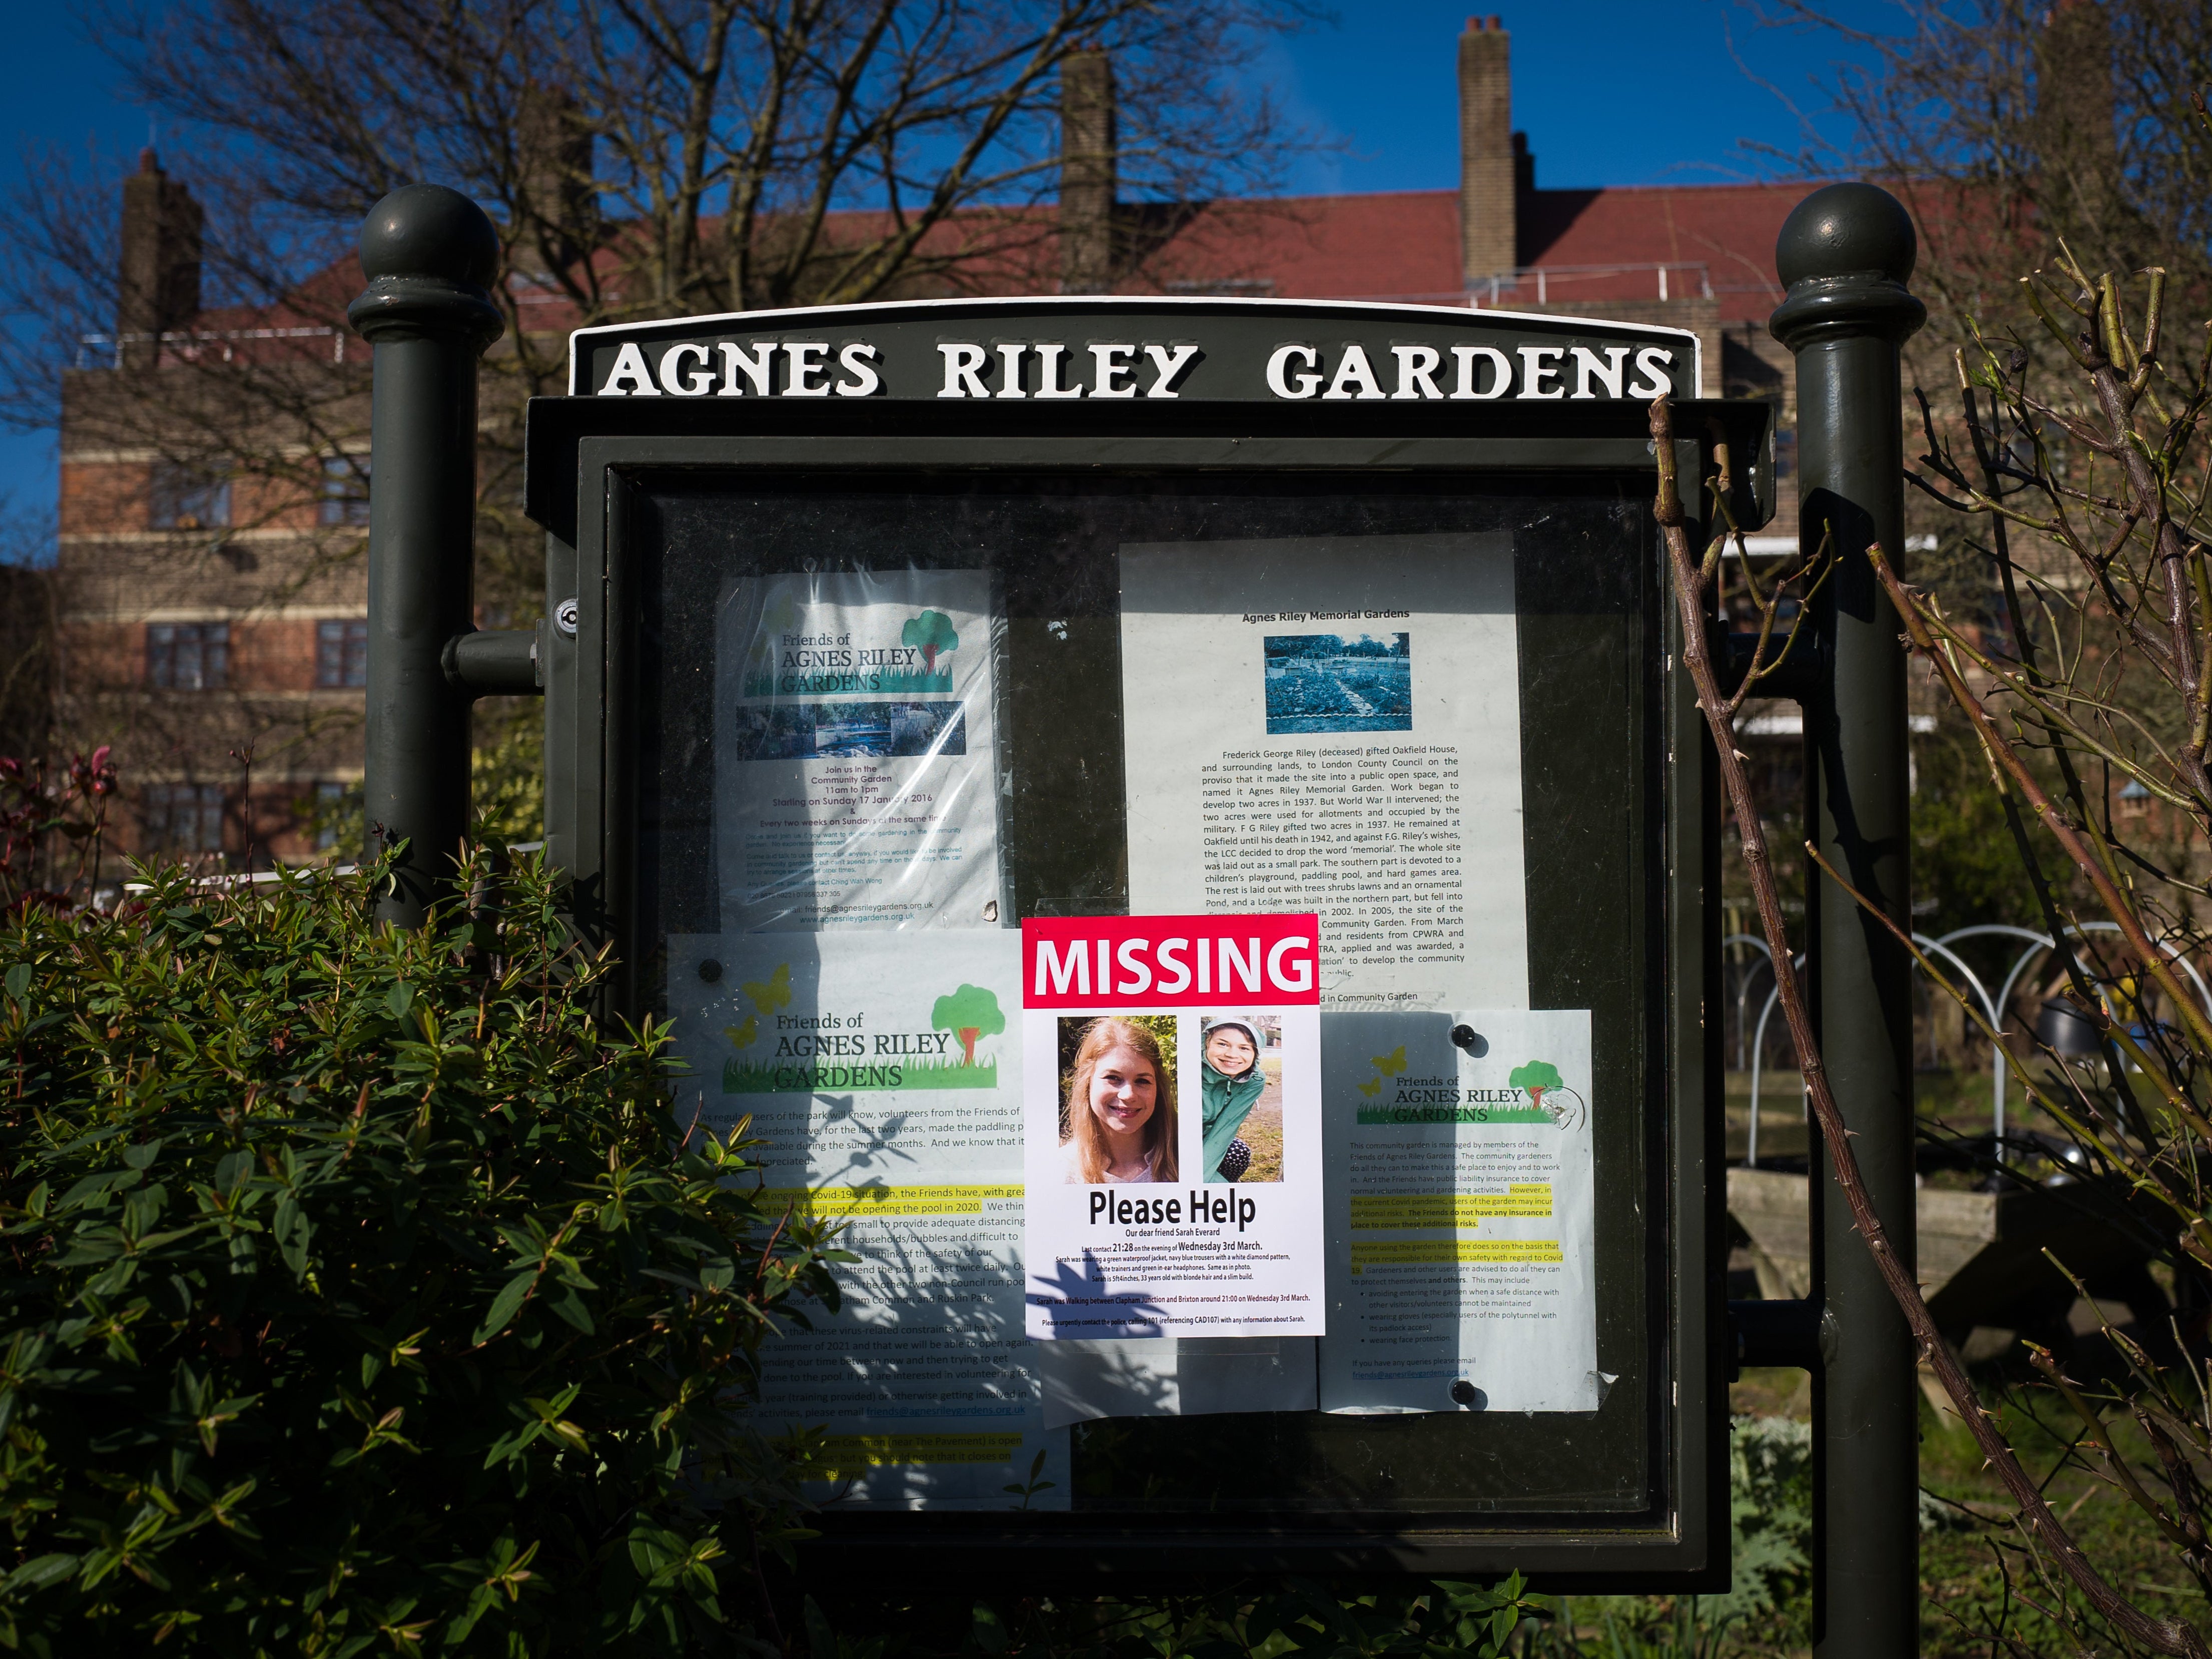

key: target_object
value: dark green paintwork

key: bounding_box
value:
[349,185,505,927]
[517,325,1764,1582]
[1771,182,1925,1659]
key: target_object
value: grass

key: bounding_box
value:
[1659,1355,2191,1655]
[1912,1385,2182,1656]
[1720,1066,2042,1162]
[1712,1062,2192,1650]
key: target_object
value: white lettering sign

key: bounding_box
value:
[592,333,1680,401]
[1245,341,1674,403]
[1267,343,1322,398]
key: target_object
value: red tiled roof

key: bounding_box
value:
[1131,190,1467,305]
[167,176,1816,359]
[1518,182,1801,320]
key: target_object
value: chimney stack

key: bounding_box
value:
[2035,1,2118,236]
[1059,48,1117,294]
[1458,17,1516,291]
[516,85,597,276]
[118,149,203,371]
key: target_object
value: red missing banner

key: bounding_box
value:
[1020,913,1321,1009]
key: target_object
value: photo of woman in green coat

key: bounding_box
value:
[1200,1014,1279,1183]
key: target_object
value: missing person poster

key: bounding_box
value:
[715,568,1003,933]
[1117,534,1527,1014]
[1316,1009,1599,1414]
[665,930,1068,1509]
[1020,914,1325,1341]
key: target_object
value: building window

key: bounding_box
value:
[320,455,369,527]
[142,783,227,854]
[313,780,355,851]
[146,622,229,690]
[316,619,370,688]
[149,462,231,530]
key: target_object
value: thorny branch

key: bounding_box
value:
[1651,393,2211,1659]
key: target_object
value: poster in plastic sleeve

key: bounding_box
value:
[1116,533,1527,1014]
[715,569,1002,933]
[1021,914,1325,1341]
[666,929,1066,1509]
[1317,1009,1599,1413]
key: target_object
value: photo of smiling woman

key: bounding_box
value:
[1201,1014,1283,1183]
[1057,1015,1181,1185]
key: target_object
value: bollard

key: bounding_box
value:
[346,186,505,926]
[1770,183,1926,1656]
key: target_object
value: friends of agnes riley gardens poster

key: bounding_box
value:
[1021,914,1324,1341]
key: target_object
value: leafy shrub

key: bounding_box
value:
[0,854,840,1655]
[1712,1416,1810,1629]
[1542,1416,1810,1654]
[937,1572,1550,1659]
[0,750,116,912]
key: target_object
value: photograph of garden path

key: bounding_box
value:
[1263,632,1413,733]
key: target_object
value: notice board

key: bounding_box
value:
[524,295,1769,1586]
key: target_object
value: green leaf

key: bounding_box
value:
[473,1269,538,1344]
[4,963,30,1007]
[2,1554,78,1594]
[385,980,414,1020]
[971,1602,1008,1655]
[272,1193,310,1278]
[545,1287,595,1334]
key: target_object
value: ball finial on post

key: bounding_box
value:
[356,183,502,288]
[1770,182,1926,350]
[347,184,504,349]
[1774,181,1918,290]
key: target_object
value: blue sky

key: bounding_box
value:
[0,2,1892,543]
[1263,1,1884,196]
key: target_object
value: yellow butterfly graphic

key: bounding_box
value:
[1356,1077,1383,1098]
[724,1017,759,1050]
[743,963,793,1017]
[1371,1046,1408,1077]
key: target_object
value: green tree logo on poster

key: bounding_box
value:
[902,610,960,674]
[1510,1059,1585,1132]
[931,982,1005,1066]
[1509,1059,1562,1111]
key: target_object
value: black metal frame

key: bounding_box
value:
[356,178,1927,1637]
[517,389,1764,1588]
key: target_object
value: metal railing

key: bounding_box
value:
[1467,261,1718,306]
[1313,262,1733,310]
[1735,922,2212,1165]
[76,324,350,370]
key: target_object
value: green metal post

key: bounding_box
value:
[346,185,504,926]
[1771,184,1927,1655]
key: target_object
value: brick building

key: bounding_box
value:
[55,143,376,870]
[54,18,1806,870]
